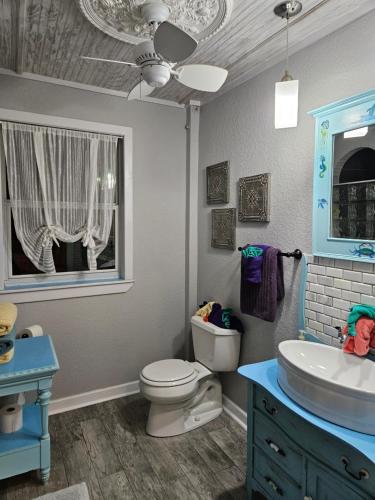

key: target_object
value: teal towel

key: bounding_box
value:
[347,304,375,336]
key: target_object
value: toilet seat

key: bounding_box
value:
[141,359,197,387]
[140,359,214,407]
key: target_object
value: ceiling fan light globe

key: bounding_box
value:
[142,64,171,87]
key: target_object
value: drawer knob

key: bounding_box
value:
[264,476,283,496]
[265,438,285,456]
[262,397,278,416]
[340,456,370,481]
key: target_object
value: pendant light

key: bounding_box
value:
[274,1,302,129]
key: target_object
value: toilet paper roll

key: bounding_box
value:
[0,393,25,408]
[17,324,43,339]
[0,404,23,433]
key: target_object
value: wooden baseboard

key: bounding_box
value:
[49,380,140,415]
[49,381,247,432]
[223,395,247,430]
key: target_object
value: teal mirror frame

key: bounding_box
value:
[309,89,375,263]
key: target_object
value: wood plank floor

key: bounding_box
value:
[0,394,252,500]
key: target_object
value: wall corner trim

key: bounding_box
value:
[188,100,201,107]
[185,101,200,359]
[222,394,247,430]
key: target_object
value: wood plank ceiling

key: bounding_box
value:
[0,0,374,104]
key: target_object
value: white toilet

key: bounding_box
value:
[140,315,241,437]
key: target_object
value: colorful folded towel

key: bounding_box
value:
[347,304,375,336]
[196,302,215,318]
[0,303,17,336]
[229,315,245,334]
[241,244,270,284]
[208,304,232,329]
[197,301,245,333]
[343,318,375,356]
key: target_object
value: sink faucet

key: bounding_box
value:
[335,326,346,345]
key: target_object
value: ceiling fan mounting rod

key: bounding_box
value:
[274,1,302,19]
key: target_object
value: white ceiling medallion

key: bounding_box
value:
[77,0,233,45]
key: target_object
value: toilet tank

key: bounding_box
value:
[191,316,241,372]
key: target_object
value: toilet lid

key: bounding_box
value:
[142,359,195,383]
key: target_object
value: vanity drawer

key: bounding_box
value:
[254,385,301,431]
[302,430,375,497]
[253,409,303,484]
[254,385,375,497]
[253,447,302,500]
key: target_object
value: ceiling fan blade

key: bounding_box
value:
[128,80,154,101]
[176,65,228,92]
[154,22,197,62]
[81,56,138,68]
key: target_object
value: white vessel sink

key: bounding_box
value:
[277,340,375,435]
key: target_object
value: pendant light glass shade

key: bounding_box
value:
[275,79,299,129]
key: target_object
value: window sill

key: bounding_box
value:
[0,279,135,303]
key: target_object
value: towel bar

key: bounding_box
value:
[238,247,303,260]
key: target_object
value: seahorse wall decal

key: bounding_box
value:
[320,119,329,145]
[319,155,327,178]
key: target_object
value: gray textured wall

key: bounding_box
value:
[0,76,187,399]
[198,13,375,410]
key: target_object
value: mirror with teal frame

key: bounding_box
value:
[310,90,375,263]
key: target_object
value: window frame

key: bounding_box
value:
[4,203,120,283]
[0,108,134,303]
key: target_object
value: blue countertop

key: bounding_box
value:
[238,359,375,464]
[0,336,59,383]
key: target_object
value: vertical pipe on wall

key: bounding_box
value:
[185,100,200,360]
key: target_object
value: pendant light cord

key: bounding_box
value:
[286,15,289,74]
[281,6,293,81]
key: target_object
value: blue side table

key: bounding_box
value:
[0,335,59,483]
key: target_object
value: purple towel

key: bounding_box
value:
[240,247,285,322]
[242,244,270,284]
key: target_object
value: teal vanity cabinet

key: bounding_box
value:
[239,360,375,500]
[0,336,59,483]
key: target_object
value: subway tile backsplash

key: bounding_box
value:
[305,256,375,346]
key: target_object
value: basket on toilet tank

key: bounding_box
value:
[191,316,241,372]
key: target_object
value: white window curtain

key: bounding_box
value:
[2,122,118,273]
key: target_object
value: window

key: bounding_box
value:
[333,133,375,240]
[0,109,134,302]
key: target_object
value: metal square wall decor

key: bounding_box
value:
[211,208,236,250]
[206,161,230,204]
[239,173,271,222]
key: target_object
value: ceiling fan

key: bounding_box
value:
[81,1,228,100]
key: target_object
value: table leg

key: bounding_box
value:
[40,467,50,483]
[38,388,51,483]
